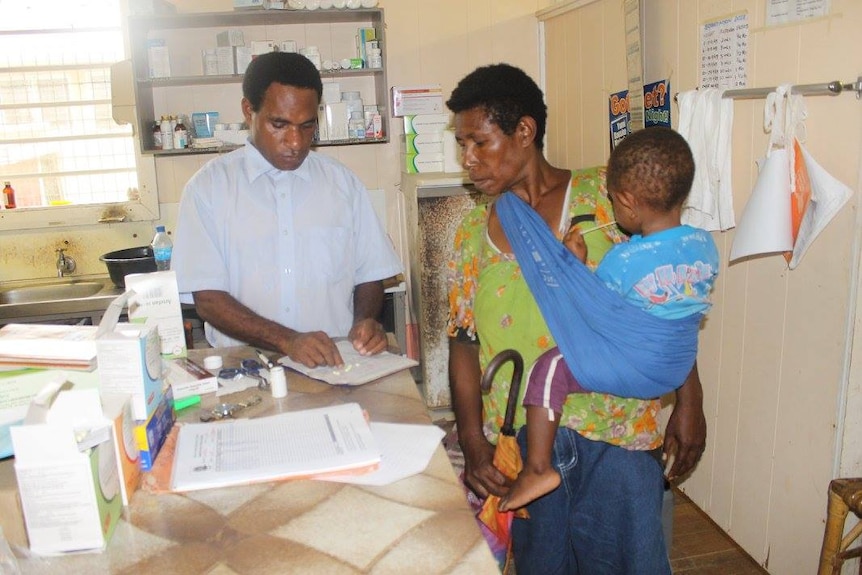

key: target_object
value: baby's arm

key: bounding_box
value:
[563,226,588,263]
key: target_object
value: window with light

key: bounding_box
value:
[0,0,138,209]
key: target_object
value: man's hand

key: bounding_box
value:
[350,281,387,355]
[348,317,388,356]
[283,331,343,368]
[664,364,707,481]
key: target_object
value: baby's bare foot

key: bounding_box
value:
[499,468,561,511]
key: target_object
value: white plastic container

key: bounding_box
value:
[349,112,366,139]
[270,366,288,398]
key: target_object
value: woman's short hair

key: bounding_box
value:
[446,63,547,149]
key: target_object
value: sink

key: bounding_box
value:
[0,276,123,323]
[0,280,106,305]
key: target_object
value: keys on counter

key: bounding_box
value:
[199,395,262,422]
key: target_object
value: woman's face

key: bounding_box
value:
[453,107,527,196]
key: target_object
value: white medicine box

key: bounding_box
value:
[146,39,170,79]
[216,28,244,47]
[125,270,187,359]
[96,322,164,421]
[10,389,123,555]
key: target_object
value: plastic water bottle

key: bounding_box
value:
[151,225,173,271]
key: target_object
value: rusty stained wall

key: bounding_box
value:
[417,192,488,409]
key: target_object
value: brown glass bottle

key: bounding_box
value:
[3,181,15,209]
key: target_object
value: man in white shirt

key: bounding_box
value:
[172,52,402,367]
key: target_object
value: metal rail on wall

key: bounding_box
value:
[674,76,862,101]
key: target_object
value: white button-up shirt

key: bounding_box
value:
[172,142,402,348]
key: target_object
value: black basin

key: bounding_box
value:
[100,246,157,288]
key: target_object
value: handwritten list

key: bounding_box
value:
[700,12,749,89]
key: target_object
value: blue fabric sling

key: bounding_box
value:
[496,192,699,399]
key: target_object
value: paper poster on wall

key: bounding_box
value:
[700,12,748,89]
[609,89,631,150]
[623,0,644,130]
[766,0,830,26]
[643,80,671,128]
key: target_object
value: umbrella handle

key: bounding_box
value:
[480,349,524,435]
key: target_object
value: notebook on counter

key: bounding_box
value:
[278,340,417,386]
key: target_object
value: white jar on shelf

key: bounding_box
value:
[367,48,382,69]
[349,112,366,139]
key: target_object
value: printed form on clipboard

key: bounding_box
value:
[278,340,418,386]
[170,402,380,492]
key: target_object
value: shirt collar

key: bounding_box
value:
[241,140,314,183]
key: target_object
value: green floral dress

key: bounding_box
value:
[447,167,662,450]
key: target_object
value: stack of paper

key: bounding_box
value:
[0,323,98,369]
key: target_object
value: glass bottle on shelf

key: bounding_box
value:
[173,116,188,149]
[160,115,174,151]
[153,121,163,150]
[2,181,15,209]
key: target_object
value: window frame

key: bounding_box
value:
[0,0,159,232]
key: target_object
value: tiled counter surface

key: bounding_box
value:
[0,346,499,574]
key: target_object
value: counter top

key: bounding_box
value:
[0,347,499,574]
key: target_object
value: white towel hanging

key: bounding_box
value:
[677,88,735,232]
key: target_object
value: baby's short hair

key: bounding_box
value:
[606,127,695,212]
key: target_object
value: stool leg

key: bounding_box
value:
[820,484,851,575]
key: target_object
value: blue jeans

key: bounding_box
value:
[511,427,670,575]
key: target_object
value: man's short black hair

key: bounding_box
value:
[242,52,323,112]
[446,63,547,150]
[607,127,695,212]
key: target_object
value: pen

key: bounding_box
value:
[255,349,276,369]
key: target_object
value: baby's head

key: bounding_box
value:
[606,127,694,214]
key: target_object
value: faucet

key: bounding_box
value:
[55,248,76,277]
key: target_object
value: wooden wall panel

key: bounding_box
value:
[542,0,862,571]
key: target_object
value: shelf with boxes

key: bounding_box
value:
[128,8,388,156]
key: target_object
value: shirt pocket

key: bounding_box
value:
[300,226,351,281]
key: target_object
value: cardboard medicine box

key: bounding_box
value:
[125,270,187,359]
[165,357,218,400]
[146,39,171,79]
[10,389,123,555]
[0,368,101,458]
[400,132,445,155]
[402,113,451,135]
[102,393,142,506]
[96,322,164,421]
[233,0,264,9]
[402,152,445,174]
[216,28,244,47]
[134,387,175,471]
[391,85,444,117]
